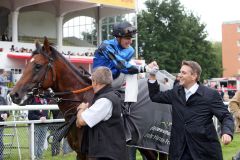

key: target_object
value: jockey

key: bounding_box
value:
[93,21,158,105]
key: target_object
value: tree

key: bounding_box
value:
[137,0,222,81]
[211,42,223,77]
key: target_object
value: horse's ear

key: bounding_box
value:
[35,39,42,51]
[32,39,42,56]
[43,36,51,54]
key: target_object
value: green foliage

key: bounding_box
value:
[137,0,222,81]
[211,42,223,77]
[222,133,240,160]
[3,126,76,159]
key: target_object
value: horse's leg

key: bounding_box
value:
[138,148,158,160]
[158,152,168,160]
[76,153,87,160]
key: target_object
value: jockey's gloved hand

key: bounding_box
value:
[145,65,159,75]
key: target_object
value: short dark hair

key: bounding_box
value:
[182,60,202,81]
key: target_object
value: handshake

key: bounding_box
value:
[145,61,159,75]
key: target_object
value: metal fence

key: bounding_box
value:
[0,105,74,160]
[0,102,230,160]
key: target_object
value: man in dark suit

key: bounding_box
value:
[148,60,234,160]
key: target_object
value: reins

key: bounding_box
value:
[45,86,93,144]
[47,110,78,145]
[24,39,93,148]
[53,86,93,96]
[37,85,93,103]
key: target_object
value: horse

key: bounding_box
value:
[10,37,165,160]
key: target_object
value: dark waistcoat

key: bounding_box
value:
[88,85,127,160]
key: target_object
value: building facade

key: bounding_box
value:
[222,21,240,77]
[0,0,139,84]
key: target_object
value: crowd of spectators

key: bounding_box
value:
[204,80,237,101]
[8,45,94,57]
[62,51,94,56]
[10,45,33,53]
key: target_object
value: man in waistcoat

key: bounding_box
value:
[76,66,127,160]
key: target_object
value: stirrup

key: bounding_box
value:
[123,102,132,115]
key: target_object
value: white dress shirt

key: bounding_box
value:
[81,98,113,128]
[184,83,199,101]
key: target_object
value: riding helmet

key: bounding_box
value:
[112,21,137,38]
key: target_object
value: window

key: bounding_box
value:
[237,40,240,47]
[63,14,137,49]
[63,16,97,46]
[238,69,240,75]
[101,13,136,41]
[11,69,22,74]
[238,53,240,61]
[238,26,240,32]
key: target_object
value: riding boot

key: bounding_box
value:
[124,119,132,142]
[123,102,133,142]
[123,102,132,115]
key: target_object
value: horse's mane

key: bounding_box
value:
[32,42,92,85]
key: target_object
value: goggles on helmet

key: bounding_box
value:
[123,27,137,37]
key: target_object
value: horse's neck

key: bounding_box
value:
[52,61,93,117]
[53,62,89,92]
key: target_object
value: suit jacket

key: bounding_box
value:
[148,81,234,160]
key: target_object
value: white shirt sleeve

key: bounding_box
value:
[81,98,113,128]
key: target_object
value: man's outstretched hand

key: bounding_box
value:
[145,61,159,75]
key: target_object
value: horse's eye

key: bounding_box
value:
[35,64,42,72]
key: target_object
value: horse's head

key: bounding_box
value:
[10,37,56,105]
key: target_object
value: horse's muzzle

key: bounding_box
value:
[10,92,22,105]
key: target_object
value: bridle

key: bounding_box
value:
[27,48,93,123]
[28,50,56,97]
[28,49,92,103]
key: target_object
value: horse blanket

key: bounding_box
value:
[126,78,172,154]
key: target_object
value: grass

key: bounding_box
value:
[222,132,240,160]
[2,124,77,160]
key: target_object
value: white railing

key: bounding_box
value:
[0,119,65,160]
[0,102,230,159]
[0,104,65,160]
[0,104,59,111]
